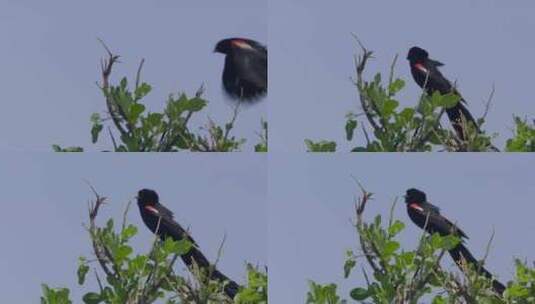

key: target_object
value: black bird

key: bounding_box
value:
[214,38,267,101]
[404,188,505,295]
[137,189,240,299]
[407,47,479,140]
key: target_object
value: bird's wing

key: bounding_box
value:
[409,204,468,239]
[160,215,200,246]
[426,63,469,105]
[156,202,174,218]
[423,201,441,214]
[232,48,267,90]
[426,212,468,238]
[426,64,454,94]
[144,204,200,246]
[428,59,444,67]
[442,216,469,239]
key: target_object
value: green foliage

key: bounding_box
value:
[52,145,84,152]
[306,192,535,303]
[345,117,358,141]
[54,48,266,152]
[505,260,535,302]
[305,44,535,152]
[41,195,267,304]
[254,120,268,152]
[234,265,268,304]
[73,217,198,303]
[305,139,337,152]
[310,70,496,152]
[506,117,535,152]
[95,76,244,152]
[40,284,72,304]
[306,281,346,304]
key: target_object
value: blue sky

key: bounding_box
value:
[0,153,267,302]
[270,153,535,302]
[0,0,266,151]
[270,0,535,151]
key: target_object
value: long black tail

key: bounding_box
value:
[159,222,241,298]
[446,101,479,140]
[181,246,240,298]
[448,243,505,295]
[446,102,499,151]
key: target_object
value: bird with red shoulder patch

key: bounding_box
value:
[214,37,267,102]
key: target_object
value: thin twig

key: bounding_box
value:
[107,126,118,151]
[481,84,495,120]
[352,180,382,276]
[140,217,163,301]
[84,181,115,280]
[351,34,380,133]
[222,101,242,144]
[97,38,129,138]
[388,54,399,95]
[121,200,132,233]
[135,58,146,90]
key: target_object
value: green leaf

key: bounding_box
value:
[52,145,84,152]
[184,97,207,112]
[344,258,356,278]
[174,239,193,255]
[82,292,102,304]
[120,134,139,151]
[388,78,405,95]
[134,83,152,100]
[91,125,103,143]
[121,225,138,240]
[115,245,133,262]
[41,284,72,304]
[433,92,461,108]
[119,77,128,89]
[350,287,369,300]
[77,260,89,285]
[373,73,382,84]
[399,108,415,123]
[255,143,268,152]
[105,219,114,231]
[430,233,443,248]
[146,113,163,127]
[345,119,358,141]
[373,215,382,227]
[441,235,461,250]
[387,221,405,237]
[305,139,337,152]
[383,99,399,116]
[129,255,149,274]
[128,103,145,122]
[506,116,535,152]
[90,117,103,144]
[306,281,341,304]
[383,240,400,257]
[432,295,446,304]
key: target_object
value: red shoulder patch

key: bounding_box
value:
[409,203,424,212]
[414,63,429,74]
[144,205,160,215]
[231,39,253,50]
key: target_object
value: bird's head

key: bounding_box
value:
[137,188,159,207]
[214,38,258,54]
[404,188,427,204]
[407,46,429,63]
